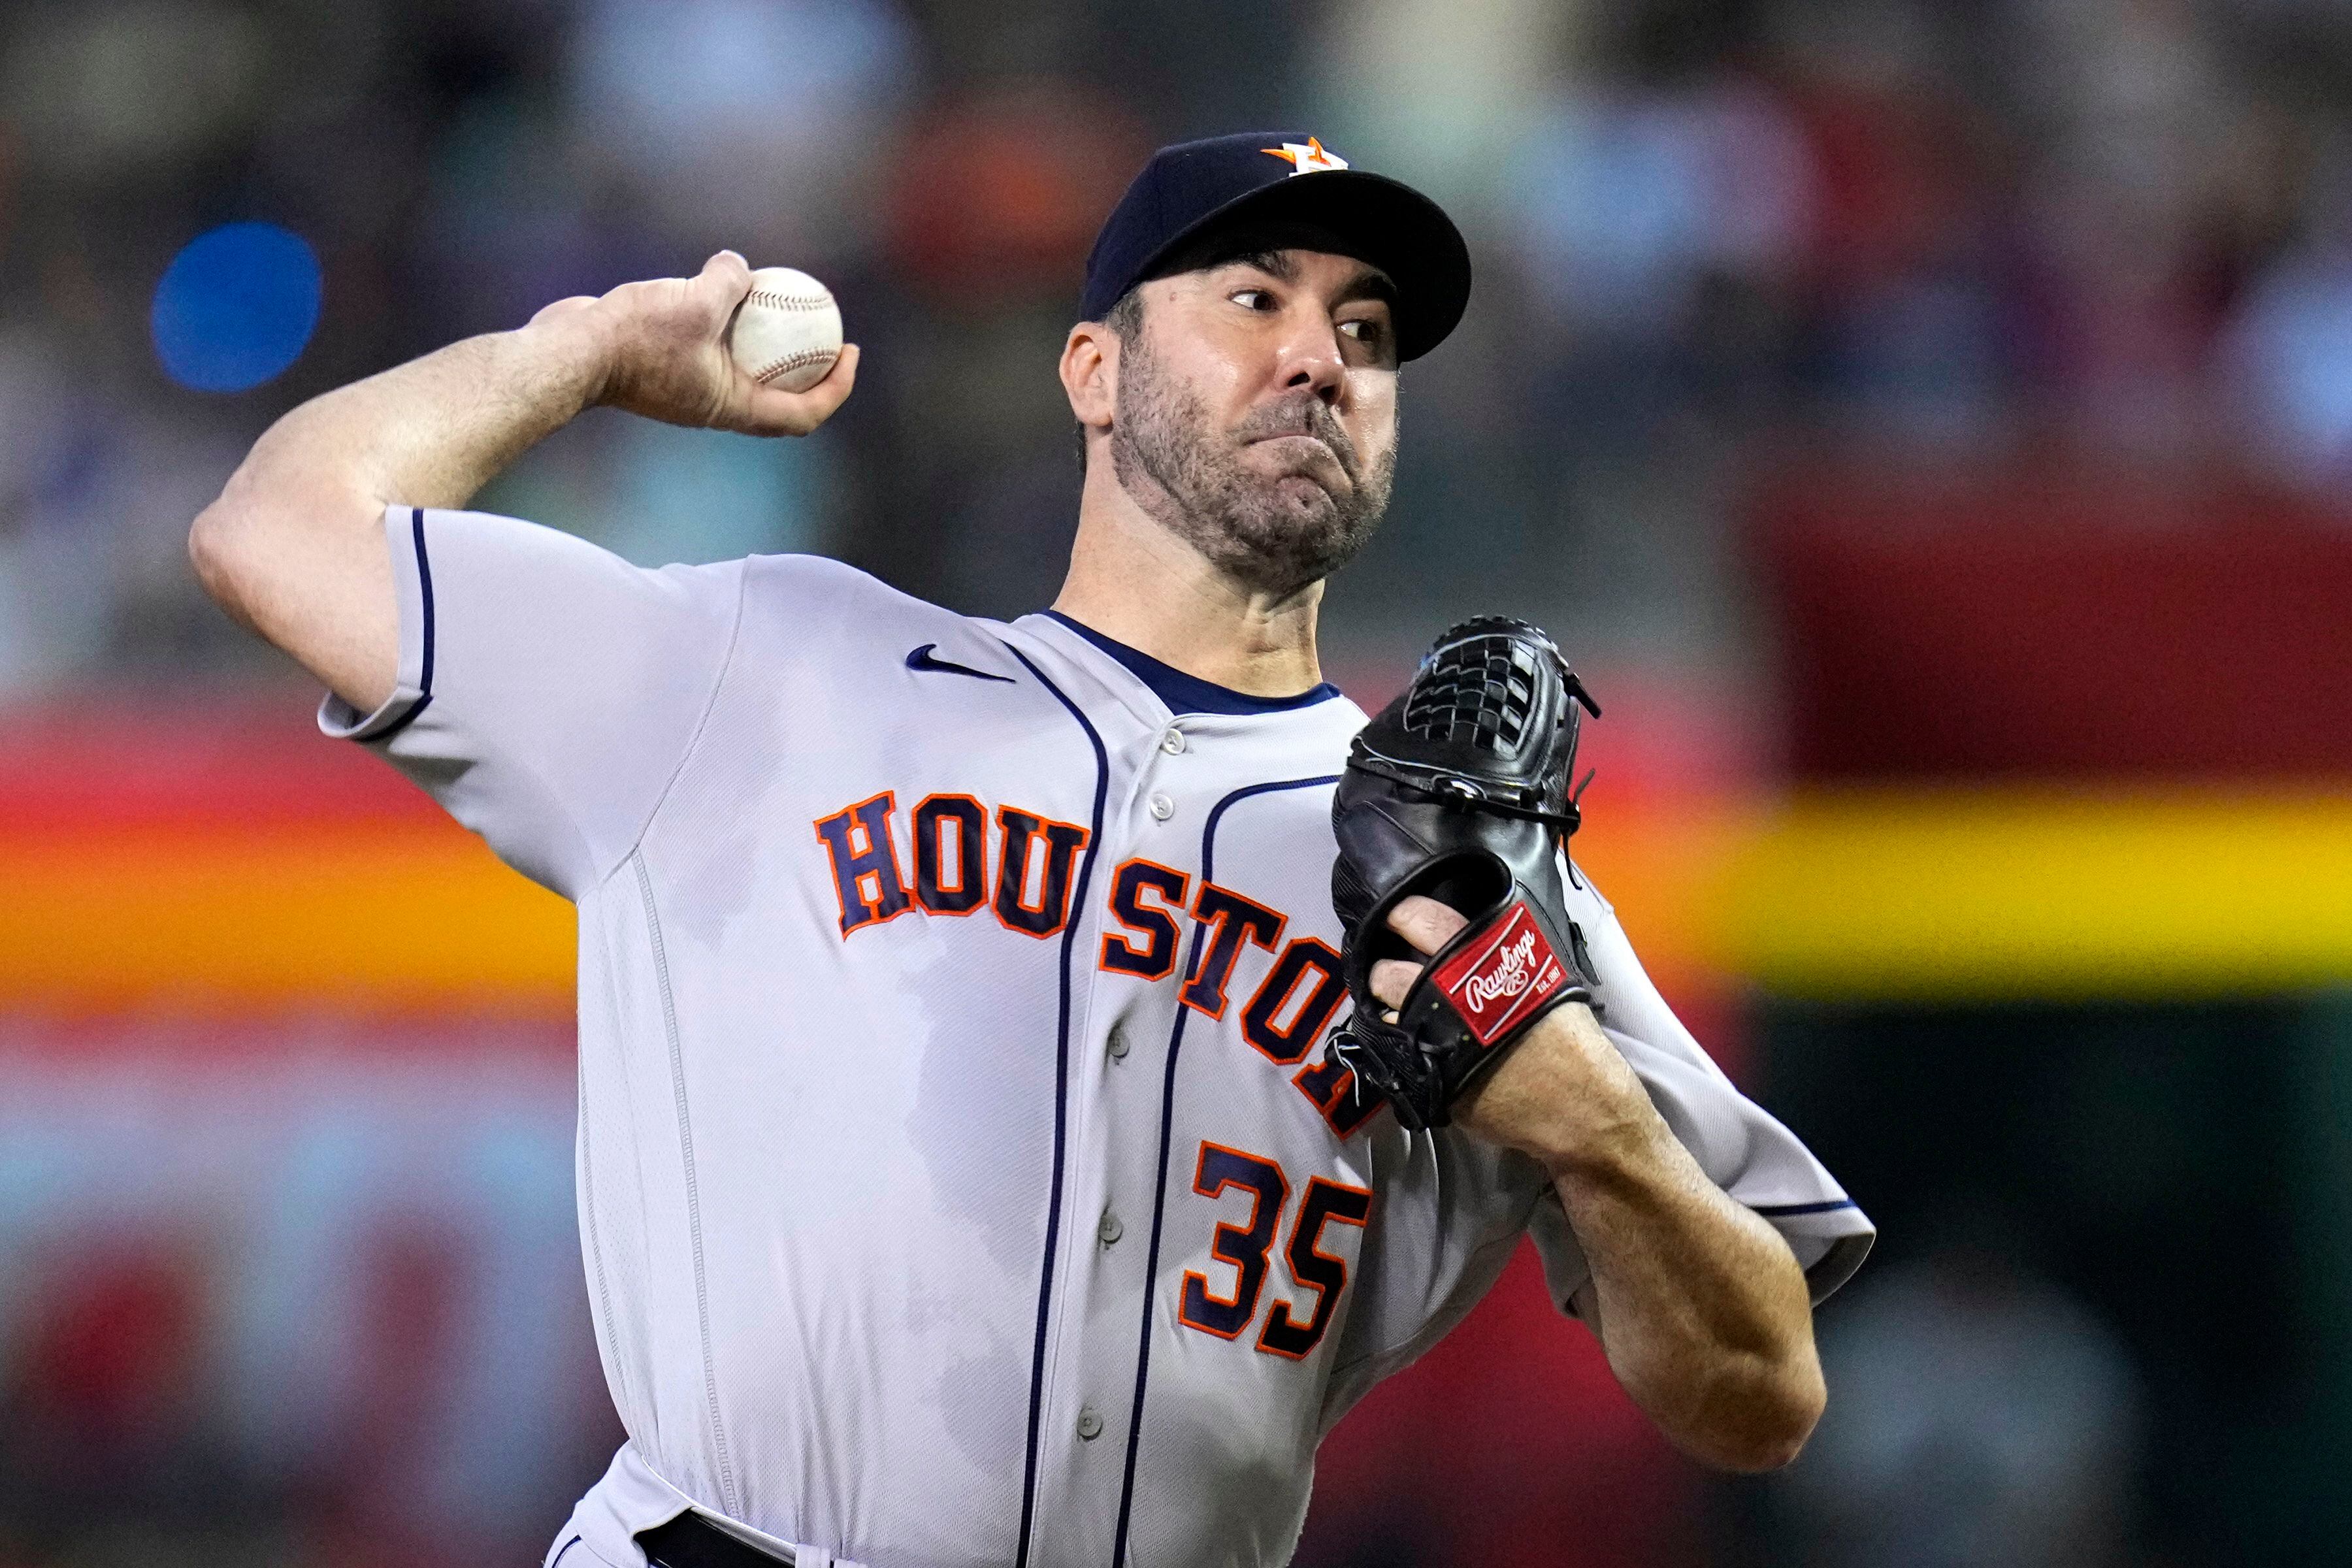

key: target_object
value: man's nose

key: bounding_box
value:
[1277,320,1346,406]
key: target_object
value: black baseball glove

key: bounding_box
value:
[1326,617,1603,1130]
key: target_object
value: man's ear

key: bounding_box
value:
[1060,320,1117,436]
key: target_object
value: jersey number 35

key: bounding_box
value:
[1177,1141,1373,1360]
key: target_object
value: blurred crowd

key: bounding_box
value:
[9,0,2352,696]
[0,1031,604,1568]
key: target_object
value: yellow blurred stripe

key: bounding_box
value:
[1716,789,2352,1000]
[6,791,2349,1011]
[0,828,572,1011]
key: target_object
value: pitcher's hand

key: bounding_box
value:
[529,251,859,437]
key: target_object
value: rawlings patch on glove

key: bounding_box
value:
[1326,617,1603,1130]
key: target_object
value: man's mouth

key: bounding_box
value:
[1252,430,1331,453]
[1247,431,1348,482]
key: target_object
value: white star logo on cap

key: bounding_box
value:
[1262,136,1349,175]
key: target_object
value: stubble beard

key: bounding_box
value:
[1108,326,1396,599]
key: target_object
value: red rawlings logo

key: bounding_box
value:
[1429,902,1567,1047]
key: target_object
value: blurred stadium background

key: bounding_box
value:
[5,0,2352,1563]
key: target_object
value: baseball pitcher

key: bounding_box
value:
[191,132,1872,1568]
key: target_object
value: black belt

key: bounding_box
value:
[636,1511,794,1568]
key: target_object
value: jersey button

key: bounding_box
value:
[1160,728,1186,755]
[1097,1211,1123,1246]
[1076,1406,1103,1441]
[1107,1028,1130,1061]
[1148,792,1175,821]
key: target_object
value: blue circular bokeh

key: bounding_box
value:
[150,222,323,393]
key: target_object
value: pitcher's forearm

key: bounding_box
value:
[228,313,610,521]
[189,312,613,709]
[1551,1106,1823,1470]
[189,253,855,718]
[1450,1003,1821,1469]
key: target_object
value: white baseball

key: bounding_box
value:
[727,267,843,394]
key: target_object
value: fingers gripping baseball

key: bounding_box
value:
[566,252,857,438]
[1367,895,1469,1011]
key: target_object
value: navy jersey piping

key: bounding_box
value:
[1001,642,1111,1568]
[372,507,437,742]
[1753,1199,1859,1217]
[1111,773,1341,1567]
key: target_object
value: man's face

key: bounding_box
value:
[1107,248,1401,598]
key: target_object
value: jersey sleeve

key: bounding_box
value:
[1316,1128,1555,1435]
[318,504,747,898]
[1524,861,1876,1310]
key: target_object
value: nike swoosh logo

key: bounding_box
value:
[906,644,1015,683]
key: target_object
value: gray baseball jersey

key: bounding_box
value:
[323,506,1872,1568]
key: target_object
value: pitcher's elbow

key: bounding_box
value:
[1708,1356,1826,1473]
[188,498,272,630]
[188,502,239,606]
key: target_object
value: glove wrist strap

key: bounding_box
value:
[1343,749,1584,836]
[1416,898,1586,1047]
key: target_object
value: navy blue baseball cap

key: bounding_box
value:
[1081,131,1472,361]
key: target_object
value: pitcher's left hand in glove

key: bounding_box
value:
[1328,617,1604,1130]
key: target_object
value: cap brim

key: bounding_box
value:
[1126,169,1472,361]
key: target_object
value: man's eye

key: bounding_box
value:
[1231,288,1272,310]
[1341,319,1384,344]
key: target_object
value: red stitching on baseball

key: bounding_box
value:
[753,347,838,384]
